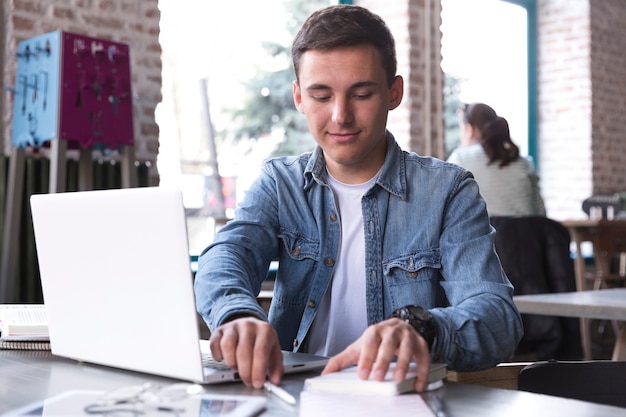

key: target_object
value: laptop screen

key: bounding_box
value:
[31,187,207,382]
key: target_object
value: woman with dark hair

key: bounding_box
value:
[448,102,546,217]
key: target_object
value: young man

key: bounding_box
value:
[194,5,523,392]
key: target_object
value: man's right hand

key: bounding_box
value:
[208,316,284,389]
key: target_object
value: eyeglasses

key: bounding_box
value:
[84,382,205,416]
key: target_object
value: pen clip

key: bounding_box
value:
[263,381,297,406]
[425,392,446,417]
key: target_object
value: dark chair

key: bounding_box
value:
[490,216,582,360]
[518,360,626,408]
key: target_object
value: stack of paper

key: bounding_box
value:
[300,390,437,417]
[304,362,447,395]
[0,304,50,350]
[301,362,447,416]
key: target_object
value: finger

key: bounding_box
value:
[234,322,256,387]
[391,331,415,382]
[320,356,340,375]
[250,325,282,389]
[413,336,431,392]
[266,345,285,386]
[356,327,383,381]
[321,344,359,375]
[250,348,269,389]
[218,324,240,369]
[370,322,403,381]
[209,328,224,361]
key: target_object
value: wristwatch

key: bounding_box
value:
[390,305,436,350]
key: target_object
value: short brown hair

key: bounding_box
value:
[291,5,397,87]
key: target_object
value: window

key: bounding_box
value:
[157,0,331,253]
[441,0,536,161]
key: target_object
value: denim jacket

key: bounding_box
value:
[195,132,523,371]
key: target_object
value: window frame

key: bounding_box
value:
[500,0,537,166]
[339,0,537,165]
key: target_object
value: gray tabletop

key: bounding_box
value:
[2,350,626,416]
[514,288,626,321]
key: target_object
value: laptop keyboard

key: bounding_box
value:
[201,352,230,370]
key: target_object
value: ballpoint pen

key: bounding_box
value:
[263,381,297,405]
[424,392,446,417]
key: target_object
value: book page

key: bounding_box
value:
[0,305,49,340]
[303,362,447,396]
[300,390,436,417]
[0,340,51,351]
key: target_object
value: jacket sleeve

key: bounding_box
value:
[194,165,280,332]
[430,170,524,371]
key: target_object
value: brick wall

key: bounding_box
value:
[538,0,626,219]
[589,0,626,194]
[537,0,593,219]
[1,0,161,185]
[357,0,445,158]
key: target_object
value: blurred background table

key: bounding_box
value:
[561,219,626,359]
[561,219,626,292]
[514,288,626,361]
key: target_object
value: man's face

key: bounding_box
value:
[293,44,403,184]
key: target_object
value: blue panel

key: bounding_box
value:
[10,31,134,150]
[11,31,62,148]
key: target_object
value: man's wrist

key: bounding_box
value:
[222,312,262,324]
[389,305,436,350]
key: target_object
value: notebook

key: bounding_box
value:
[303,362,448,395]
[29,187,328,384]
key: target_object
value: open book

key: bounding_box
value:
[304,362,447,396]
[0,304,49,341]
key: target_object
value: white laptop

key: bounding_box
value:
[30,187,328,384]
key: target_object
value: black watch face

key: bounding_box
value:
[407,306,430,321]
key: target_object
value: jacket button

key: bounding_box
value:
[308,300,316,308]
[293,339,299,348]
[325,258,335,267]
[330,213,337,221]
[293,246,301,256]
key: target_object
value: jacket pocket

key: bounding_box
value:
[278,229,319,261]
[383,249,441,281]
[383,249,442,309]
[273,230,319,307]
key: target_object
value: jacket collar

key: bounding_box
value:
[303,131,407,200]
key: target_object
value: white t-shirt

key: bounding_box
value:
[305,172,375,356]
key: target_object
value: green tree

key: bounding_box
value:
[222,0,328,157]
[443,72,465,158]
